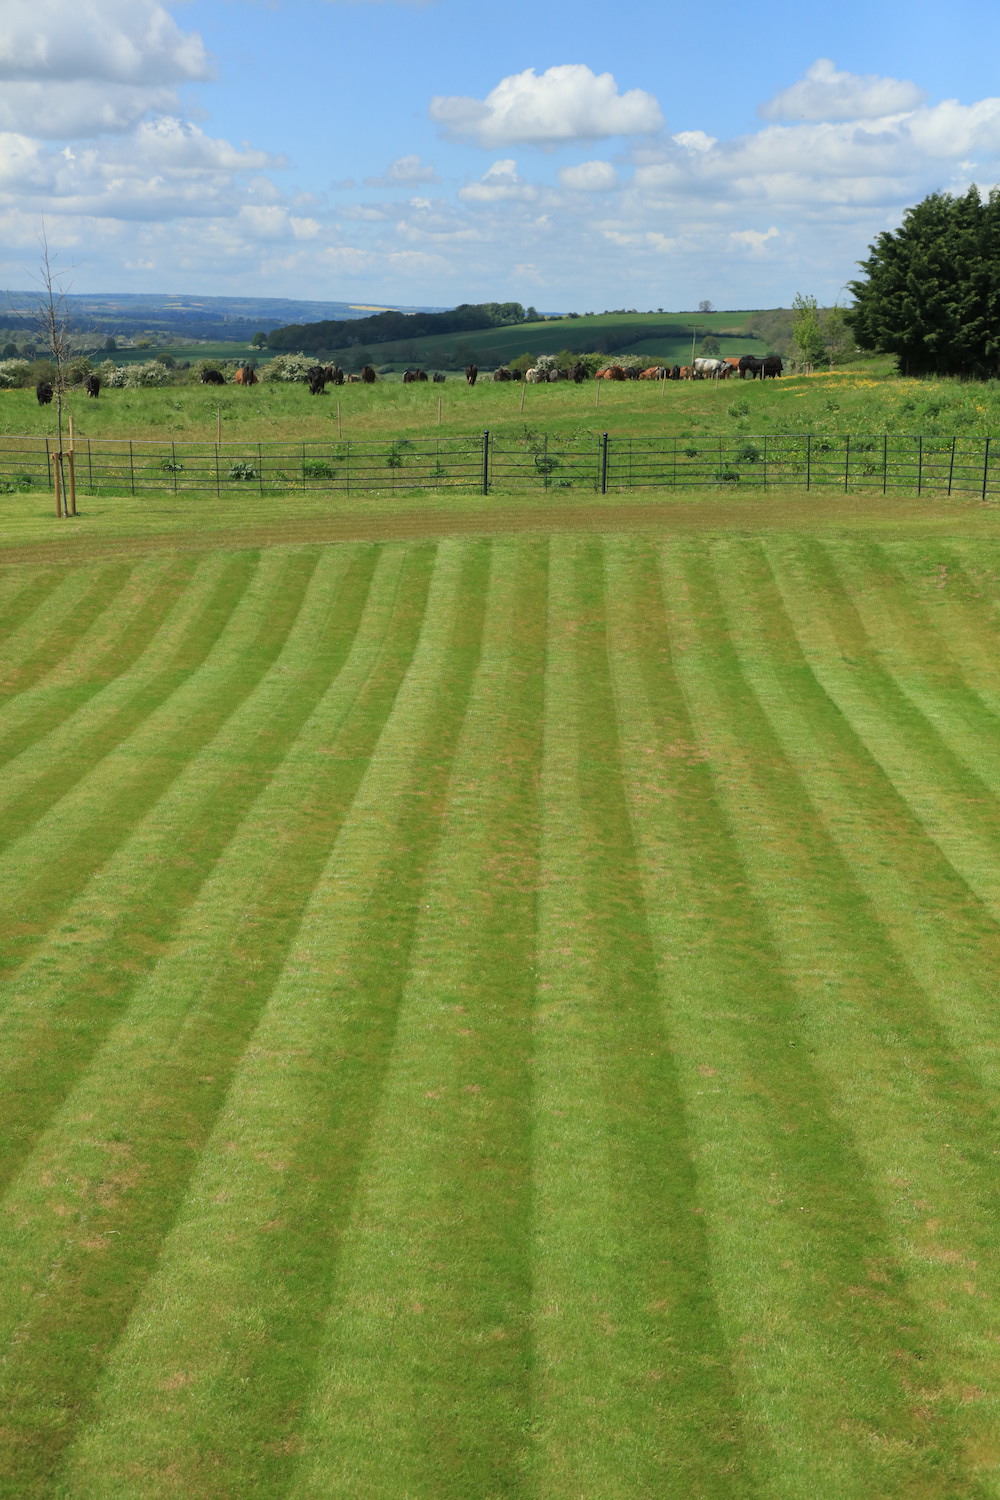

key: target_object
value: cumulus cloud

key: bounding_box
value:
[430,64,663,147]
[364,154,440,187]
[760,59,926,123]
[558,159,618,191]
[458,158,544,203]
[0,0,210,139]
[729,226,780,252]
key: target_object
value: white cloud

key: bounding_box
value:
[729,226,780,252]
[672,131,715,154]
[0,0,210,139]
[364,154,440,187]
[558,160,618,191]
[458,159,543,203]
[760,59,925,123]
[430,64,663,147]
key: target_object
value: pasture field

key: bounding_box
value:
[4,486,1000,1498]
[0,363,996,454]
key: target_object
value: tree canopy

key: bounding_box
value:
[848,187,1000,378]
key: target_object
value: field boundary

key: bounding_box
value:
[1,431,997,501]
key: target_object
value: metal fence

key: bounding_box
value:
[2,431,999,500]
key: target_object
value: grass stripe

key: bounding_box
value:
[0,545,389,1199]
[0,568,70,646]
[763,539,1000,918]
[0,563,135,704]
[0,555,201,774]
[529,535,753,1499]
[648,538,980,1497]
[0,550,249,846]
[57,540,485,1498]
[0,547,304,973]
[710,537,1000,1473]
[277,538,536,1500]
[0,545,433,1494]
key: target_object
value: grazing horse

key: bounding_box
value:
[360,365,377,383]
[570,361,588,382]
[200,368,225,385]
[402,369,423,383]
[85,373,101,398]
[432,372,446,382]
[465,364,478,385]
[234,365,258,386]
[36,380,53,405]
[493,366,512,381]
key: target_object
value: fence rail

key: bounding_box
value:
[2,432,999,500]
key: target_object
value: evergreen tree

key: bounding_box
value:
[848,186,1000,378]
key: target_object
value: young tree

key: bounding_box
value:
[791,293,828,366]
[25,226,75,512]
[698,299,714,313]
[848,186,1000,377]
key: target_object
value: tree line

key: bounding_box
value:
[267,302,534,354]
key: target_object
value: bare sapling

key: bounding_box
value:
[29,226,75,516]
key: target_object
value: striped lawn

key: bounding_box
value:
[2,527,1000,1496]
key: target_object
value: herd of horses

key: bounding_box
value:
[32,352,782,405]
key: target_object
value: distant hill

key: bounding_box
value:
[265,307,793,370]
[0,291,447,344]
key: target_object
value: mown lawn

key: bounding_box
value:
[3,495,1000,1496]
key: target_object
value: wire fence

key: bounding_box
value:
[1,432,998,500]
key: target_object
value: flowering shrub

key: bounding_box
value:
[0,360,31,388]
[127,360,172,388]
[262,353,315,382]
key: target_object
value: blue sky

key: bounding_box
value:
[4,0,1000,310]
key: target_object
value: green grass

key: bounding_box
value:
[1,365,996,458]
[5,494,1000,1494]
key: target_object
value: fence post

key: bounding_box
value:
[917,435,923,496]
[482,430,490,495]
[947,436,956,496]
[983,437,991,502]
[600,432,609,494]
[806,434,812,491]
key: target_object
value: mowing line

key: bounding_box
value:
[709,537,1000,1468]
[529,535,754,1499]
[0,563,134,703]
[0,547,312,977]
[0,554,200,773]
[56,541,484,1498]
[825,539,1000,796]
[0,545,438,1493]
[0,567,72,647]
[766,539,1000,918]
[647,538,979,1497]
[282,538,537,1499]
[0,545,393,1202]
